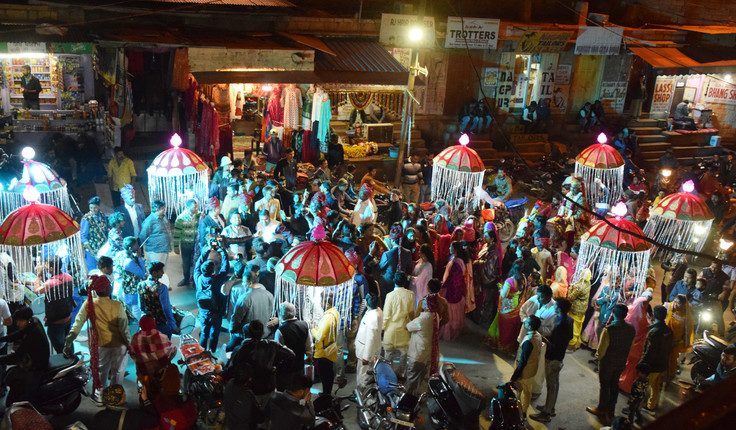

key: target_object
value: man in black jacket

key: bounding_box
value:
[227,320,295,407]
[640,305,673,412]
[0,306,50,405]
[587,303,636,425]
[274,302,312,391]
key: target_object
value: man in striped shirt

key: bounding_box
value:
[401,155,423,204]
[174,199,200,287]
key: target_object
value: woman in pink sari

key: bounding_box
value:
[487,260,525,353]
[439,241,468,340]
[410,244,435,308]
[619,289,654,393]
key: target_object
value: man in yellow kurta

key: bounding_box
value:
[382,271,415,379]
[313,291,340,395]
[108,148,137,207]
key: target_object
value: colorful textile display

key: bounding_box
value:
[147,134,210,218]
[282,85,303,129]
[574,137,625,210]
[0,187,86,299]
[643,180,714,257]
[572,203,652,297]
[274,226,355,334]
[0,152,74,220]
[431,134,486,210]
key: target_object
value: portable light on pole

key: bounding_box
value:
[394,26,424,186]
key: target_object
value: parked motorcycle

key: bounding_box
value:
[426,362,487,430]
[313,393,352,430]
[487,383,525,430]
[690,324,736,381]
[354,358,423,430]
[34,352,91,416]
[491,197,528,243]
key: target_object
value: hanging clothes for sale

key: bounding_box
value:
[303,121,319,164]
[293,128,304,163]
[318,96,332,153]
[303,85,314,131]
[229,83,245,119]
[268,85,284,127]
[219,124,233,160]
[282,84,303,129]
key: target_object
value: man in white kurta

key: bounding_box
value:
[354,294,383,388]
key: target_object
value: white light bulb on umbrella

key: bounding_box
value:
[682,180,695,193]
[21,147,35,160]
[597,133,608,144]
[459,133,470,146]
[170,133,182,148]
[612,201,628,217]
[23,185,40,203]
[720,238,734,251]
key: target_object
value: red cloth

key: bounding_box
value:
[129,328,176,379]
[147,396,197,430]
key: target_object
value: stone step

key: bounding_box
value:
[637,134,668,144]
[641,145,721,159]
[629,126,665,136]
[628,118,666,128]
[639,142,671,152]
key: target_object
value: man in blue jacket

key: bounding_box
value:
[139,200,173,266]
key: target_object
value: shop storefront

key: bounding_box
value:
[188,38,409,170]
[0,42,104,149]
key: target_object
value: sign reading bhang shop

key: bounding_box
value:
[380,13,436,48]
[445,17,500,50]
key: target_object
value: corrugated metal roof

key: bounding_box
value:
[145,0,295,6]
[315,38,407,74]
[630,47,736,69]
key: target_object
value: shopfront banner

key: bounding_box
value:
[537,54,559,100]
[600,81,627,113]
[574,27,623,55]
[445,17,499,50]
[49,43,93,55]
[704,77,736,105]
[651,76,675,112]
[1,42,46,53]
[516,31,572,53]
[380,13,435,48]
[496,53,515,111]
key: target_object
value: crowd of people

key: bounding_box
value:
[1,128,736,429]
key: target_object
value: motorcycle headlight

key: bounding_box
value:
[661,169,672,178]
[702,311,712,322]
[396,410,411,421]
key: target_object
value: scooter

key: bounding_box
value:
[690,323,736,381]
[33,352,91,415]
[312,393,352,430]
[426,362,487,430]
[487,383,525,430]
[354,358,423,430]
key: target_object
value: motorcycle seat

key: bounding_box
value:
[505,197,528,209]
[44,354,77,378]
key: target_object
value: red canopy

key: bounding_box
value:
[276,240,355,286]
[581,217,651,252]
[576,143,624,169]
[0,202,80,246]
[651,192,714,221]
[434,145,485,173]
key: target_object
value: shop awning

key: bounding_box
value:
[630,47,736,69]
[193,38,408,86]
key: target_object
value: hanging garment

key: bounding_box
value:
[303,121,319,164]
[303,89,313,130]
[293,129,304,163]
[268,86,284,127]
[282,85,303,129]
[318,96,332,153]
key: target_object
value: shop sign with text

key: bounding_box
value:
[651,76,675,112]
[516,31,572,53]
[380,13,435,48]
[445,17,499,50]
[575,27,623,55]
[704,77,736,105]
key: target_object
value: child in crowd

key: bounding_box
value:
[625,362,651,425]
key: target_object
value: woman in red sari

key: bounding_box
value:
[487,259,526,353]
[439,241,469,340]
[619,289,654,393]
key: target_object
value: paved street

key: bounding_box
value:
[36,249,700,430]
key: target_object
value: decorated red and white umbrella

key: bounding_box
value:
[0,147,75,220]
[573,202,652,296]
[147,133,210,217]
[432,133,486,209]
[644,180,714,257]
[574,134,625,210]
[0,186,85,302]
[274,226,355,331]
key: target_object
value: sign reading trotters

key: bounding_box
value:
[651,76,675,113]
[444,17,500,50]
[574,27,623,55]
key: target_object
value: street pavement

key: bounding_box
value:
[38,250,698,430]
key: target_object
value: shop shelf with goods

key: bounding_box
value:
[3,55,59,107]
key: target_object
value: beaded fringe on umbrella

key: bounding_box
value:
[0,186,75,221]
[0,232,86,301]
[431,165,485,211]
[572,240,651,298]
[574,163,624,210]
[274,277,355,339]
[147,170,209,218]
[643,215,713,259]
